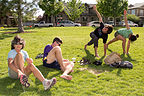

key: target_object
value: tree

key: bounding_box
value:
[127,14,140,24]
[23,8,37,22]
[11,0,38,33]
[64,0,85,22]
[0,0,12,27]
[39,0,64,26]
[96,0,128,26]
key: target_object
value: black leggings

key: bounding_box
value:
[87,32,99,48]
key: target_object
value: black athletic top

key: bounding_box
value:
[93,22,108,44]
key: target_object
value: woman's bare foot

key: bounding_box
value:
[60,75,72,80]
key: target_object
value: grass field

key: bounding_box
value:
[0,26,144,96]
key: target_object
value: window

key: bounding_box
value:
[132,9,135,15]
[127,10,130,14]
[140,9,143,16]
[40,21,44,24]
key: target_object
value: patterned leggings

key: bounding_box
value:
[87,32,99,48]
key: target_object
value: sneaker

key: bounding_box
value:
[20,74,30,88]
[43,77,56,90]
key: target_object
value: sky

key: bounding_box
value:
[35,0,144,16]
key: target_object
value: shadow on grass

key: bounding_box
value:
[107,48,137,76]
[84,49,106,62]
[0,75,54,95]
[35,65,67,85]
[0,33,14,40]
[107,48,137,62]
[0,27,36,31]
[83,49,95,62]
[0,77,23,95]
[36,65,62,78]
[81,49,115,73]
[83,48,136,76]
[121,53,137,62]
[0,30,38,40]
[0,28,17,31]
[36,64,75,83]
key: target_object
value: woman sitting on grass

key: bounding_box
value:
[7,35,56,90]
[107,10,139,54]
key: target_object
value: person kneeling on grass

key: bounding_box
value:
[43,37,74,80]
[7,35,56,90]
[107,10,139,54]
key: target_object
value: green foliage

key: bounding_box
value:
[39,0,64,16]
[0,27,144,96]
[10,0,39,32]
[39,0,64,26]
[23,8,37,22]
[96,0,128,17]
[0,0,12,26]
[0,0,11,17]
[64,0,85,21]
[96,0,128,26]
[127,14,140,23]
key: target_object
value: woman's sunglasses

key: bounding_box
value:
[56,41,61,46]
[15,42,23,45]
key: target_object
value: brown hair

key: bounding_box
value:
[11,35,25,50]
[53,37,63,44]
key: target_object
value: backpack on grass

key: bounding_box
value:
[104,52,122,65]
[110,61,133,69]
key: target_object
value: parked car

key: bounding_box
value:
[119,21,138,27]
[105,21,114,26]
[87,21,100,27]
[57,20,81,27]
[34,21,53,27]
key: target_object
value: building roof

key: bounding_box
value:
[128,2,144,9]
[88,4,95,8]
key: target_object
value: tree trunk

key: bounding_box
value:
[1,17,5,27]
[17,0,24,33]
[17,14,24,33]
[51,15,56,27]
[114,17,116,27]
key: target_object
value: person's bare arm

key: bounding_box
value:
[93,5,103,23]
[124,10,130,29]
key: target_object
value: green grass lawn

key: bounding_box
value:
[0,26,144,96]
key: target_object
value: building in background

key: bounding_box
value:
[40,3,99,26]
[128,2,144,26]
[0,13,16,27]
[128,2,144,20]
[40,3,123,26]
